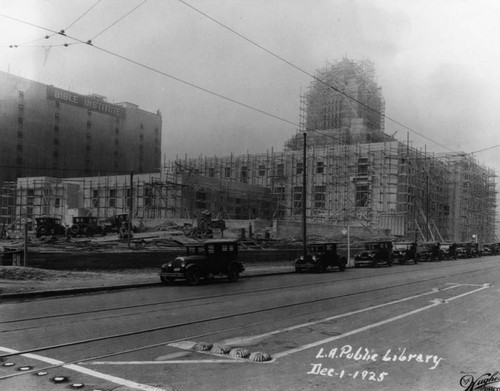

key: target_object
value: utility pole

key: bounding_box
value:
[128,171,133,249]
[302,132,307,259]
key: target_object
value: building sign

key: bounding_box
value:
[46,86,125,118]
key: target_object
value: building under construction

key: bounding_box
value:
[1,58,497,243]
[1,171,274,232]
[166,58,497,243]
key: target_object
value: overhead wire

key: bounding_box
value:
[88,0,147,43]
[3,0,103,49]
[0,7,490,160]
[174,0,461,154]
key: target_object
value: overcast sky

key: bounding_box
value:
[1,0,500,175]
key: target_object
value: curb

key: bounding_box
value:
[0,267,295,301]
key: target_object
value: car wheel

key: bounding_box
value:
[160,276,175,285]
[227,263,240,282]
[185,268,201,286]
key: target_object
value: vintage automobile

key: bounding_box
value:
[439,243,458,260]
[159,240,244,286]
[392,242,418,265]
[70,216,105,237]
[294,242,347,273]
[35,217,66,238]
[354,241,394,268]
[418,242,442,262]
[455,242,480,259]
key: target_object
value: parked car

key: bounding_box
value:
[295,242,347,273]
[418,242,442,262]
[455,242,480,259]
[354,241,394,268]
[70,216,104,237]
[392,242,418,265]
[439,243,458,260]
[35,217,66,238]
[160,240,244,286]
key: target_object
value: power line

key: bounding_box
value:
[0,10,492,159]
[3,0,102,48]
[89,0,147,43]
[175,0,458,154]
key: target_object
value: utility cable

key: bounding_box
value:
[175,0,456,153]
[88,0,147,43]
[0,11,488,159]
[3,0,102,48]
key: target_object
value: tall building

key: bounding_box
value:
[165,58,497,243]
[0,71,162,187]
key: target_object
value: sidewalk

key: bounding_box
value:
[0,264,295,300]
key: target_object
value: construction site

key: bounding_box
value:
[0,57,497,254]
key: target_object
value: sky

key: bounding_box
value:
[1,0,500,174]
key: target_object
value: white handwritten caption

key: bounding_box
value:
[308,345,444,382]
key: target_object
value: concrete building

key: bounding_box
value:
[166,58,497,243]
[8,172,275,232]
[0,71,162,186]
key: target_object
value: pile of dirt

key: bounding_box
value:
[0,266,102,281]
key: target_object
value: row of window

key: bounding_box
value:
[201,159,373,179]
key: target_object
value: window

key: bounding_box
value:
[18,91,24,99]
[86,120,91,128]
[54,125,59,132]
[17,144,22,151]
[18,104,24,111]
[293,188,303,214]
[358,158,369,176]
[115,128,119,134]
[355,184,369,207]
[208,168,215,177]
[55,198,60,208]
[92,190,99,207]
[53,150,59,158]
[296,162,303,175]
[241,166,248,183]
[17,131,23,139]
[314,186,326,208]
[258,165,266,176]
[55,101,60,108]
[109,189,116,207]
[140,134,144,141]
[224,167,231,178]
[196,191,207,209]
[17,117,23,124]
[316,162,324,174]
[55,113,59,120]
[277,164,284,177]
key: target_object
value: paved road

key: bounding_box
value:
[1,256,499,390]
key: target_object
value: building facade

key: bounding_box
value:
[9,172,275,231]
[165,58,497,243]
[0,71,162,186]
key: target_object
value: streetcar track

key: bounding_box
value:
[1,261,498,359]
[2,262,497,334]
[1,257,496,325]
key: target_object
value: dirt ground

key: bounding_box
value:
[0,266,158,295]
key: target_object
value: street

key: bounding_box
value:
[1,256,499,391]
